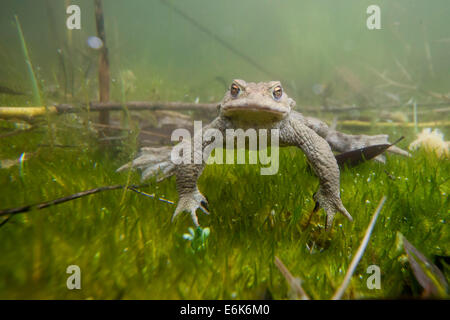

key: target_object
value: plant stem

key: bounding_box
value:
[14,15,42,106]
[332,196,387,300]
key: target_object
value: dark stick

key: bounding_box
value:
[89,101,217,112]
[52,101,217,113]
[3,100,449,118]
[0,216,12,227]
[0,183,161,218]
[94,0,111,128]
[85,100,450,114]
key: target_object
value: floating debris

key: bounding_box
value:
[335,136,406,168]
[87,36,103,49]
[409,128,449,158]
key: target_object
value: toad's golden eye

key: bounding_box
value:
[230,83,240,97]
[273,86,282,100]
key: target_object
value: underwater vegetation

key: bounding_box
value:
[0,116,448,299]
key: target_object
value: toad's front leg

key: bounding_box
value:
[172,162,210,227]
[171,118,228,226]
[280,116,353,229]
[118,117,227,227]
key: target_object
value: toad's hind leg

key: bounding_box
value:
[301,114,411,162]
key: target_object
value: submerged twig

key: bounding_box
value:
[331,196,387,300]
[395,58,412,82]
[94,0,111,128]
[338,120,450,128]
[0,215,12,227]
[0,183,174,220]
[367,64,449,102]
[0,102,216,121]
[367,66,417,91]
[3,100,450,121]
[128,186,175,205]
[274,256,310,300]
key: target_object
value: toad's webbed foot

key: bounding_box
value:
[172,188,210,227]
[117,146,209,226]
[116,146,176,181]
[117,146,210,227]
[314,187,353,230]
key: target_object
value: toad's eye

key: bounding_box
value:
[230,83,240,97]
[273,86,282,100]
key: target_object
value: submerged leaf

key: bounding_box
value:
[336,137,405,168]
[403,236,448,298]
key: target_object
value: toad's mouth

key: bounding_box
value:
[222,104,288,117]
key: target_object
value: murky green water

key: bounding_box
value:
[1,0,450,104]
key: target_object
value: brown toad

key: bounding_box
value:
[118,79,409,229]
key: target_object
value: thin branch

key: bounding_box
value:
[94,0,111,128]
[395,58,412,82]
[366,66,418,91]
[299,101,450,113]
[88,101,217,112]
[331,196,387,300]
[0,183,174,218]
[127,186,175,205]
[0,215,12,227]
[366,65,450,102]
[3,100,450,121]
[337,120,450,128]
[274,256,310,300]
